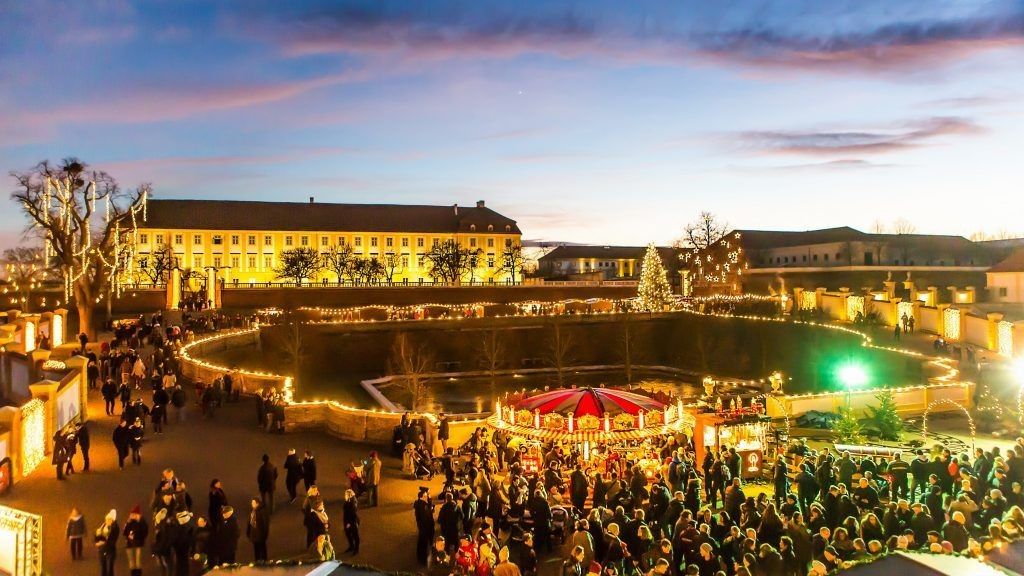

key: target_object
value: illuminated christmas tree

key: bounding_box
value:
[636,243,672,312]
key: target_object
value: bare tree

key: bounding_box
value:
[677,211,729,250]
[618,313,645,385]
[2,247,50,311]
[478,327,507,392]
[277,321,309,388]
[423,239,481,284]
[136,243,175,284]
[351,257,385,284]
[389,331,434,411]
[497,243,524,283]
[11,158,148,338]
[545,318,576,387]
[323,243,355,282]
[892,218,917,236]
[275,247,322,285]
[868,220,889,265]
[380,252,404,284]
[891,218,917,264]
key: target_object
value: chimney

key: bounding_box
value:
[309,196,315,204]
[453,203,458,215]
[476,200,485,208]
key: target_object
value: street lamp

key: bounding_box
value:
[837,361,869,408]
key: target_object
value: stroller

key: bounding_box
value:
[550,505,576,544]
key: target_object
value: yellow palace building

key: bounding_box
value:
[133,198,522,284]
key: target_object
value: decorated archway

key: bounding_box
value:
[922,398,975,450]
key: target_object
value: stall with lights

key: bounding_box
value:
[693,400,770,480]
[488,387,694,476]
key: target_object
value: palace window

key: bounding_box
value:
[285,236,293,247]
[417,237,424,248]
[263,256,272,269]
[505,238,512,247]
[156,234,165,245]
[174,234,183,245]
[321,236,328,247]
[230,256,239,269]
[401,238,408,247]
[386,237,393,248]
[505,225,511,232]
[487,238,494,248]
[370,237,378,247]
[488,255,495,268]
[248,256,256,269]
[231,235,239,245]
[214,257,222,268]
[402,256,409,268]
[433,238,440,247]
[193,255,203,268]
[470,238,477,248]
[470,224,476,232]
[338,236,346,245]
[194,235,202,245]
[354,237,362,247]
[487,224,494,231]
[212,235,223,245]
[301,236,309,246]
[264,235,272,246]
[139,234,149,244]
[248,235,256,246]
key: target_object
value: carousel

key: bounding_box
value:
[489,387,695,473]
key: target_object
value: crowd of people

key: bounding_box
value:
[407,425,1024,576]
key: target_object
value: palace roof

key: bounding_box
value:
[139,199,521,235]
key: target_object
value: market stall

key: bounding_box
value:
[693,405,770,480]
[489,386,695,467]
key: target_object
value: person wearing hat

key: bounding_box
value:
[216,505,241,564]
[95,509,119,576]
[124,505,148,576]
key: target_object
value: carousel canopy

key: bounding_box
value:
[515,387,666,418]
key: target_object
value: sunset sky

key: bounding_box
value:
[2,0,1022,248]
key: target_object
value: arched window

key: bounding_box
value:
[470,224,476,231]
[487,224,494,231]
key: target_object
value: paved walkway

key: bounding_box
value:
[5,386,448,575]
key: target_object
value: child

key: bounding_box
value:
[66,507,85,560]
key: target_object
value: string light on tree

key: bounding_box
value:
[636,243,673,312]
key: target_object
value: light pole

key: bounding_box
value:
[838,361,869,409]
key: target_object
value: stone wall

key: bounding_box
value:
[221,285,636,310]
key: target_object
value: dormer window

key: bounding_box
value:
[505,225,511,232]
[470,224,476,232]
[487,224,494,231]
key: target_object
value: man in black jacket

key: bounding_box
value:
[247,498,270,561]
[284,449,303,502]
[414,488,435,565]
[215,506,240,564]
[257,454,278,512]
[112,420,132,470]
[76,422,91,471]
[302,450,317,492]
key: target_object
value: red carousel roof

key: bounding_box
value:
[514,387,666,419]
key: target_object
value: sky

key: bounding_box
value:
[1,0,1023,249]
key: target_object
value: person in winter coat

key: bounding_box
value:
[95,509,120,576]
[257,454,278,512]
[66,507,86,560]
[343,488,361,554]
[303,450,318,491]
[216,506,241,564]
[128,418,145,465]
[284,449,304,502]
[76,422,91,471]
[112,420,132,470]
[247,498,271,561]
[365,451,381,507]
[942,511,970,553]
[208,479,229,535]
[102,379,118,416]
[124,505,149,576]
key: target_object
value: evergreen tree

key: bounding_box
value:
[868,389,904,441]
[636,243,672,312]
[833,405,864,444]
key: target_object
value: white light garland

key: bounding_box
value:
[943,307,961,341]
[20,399,45,476]
[998,321,1013,358]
